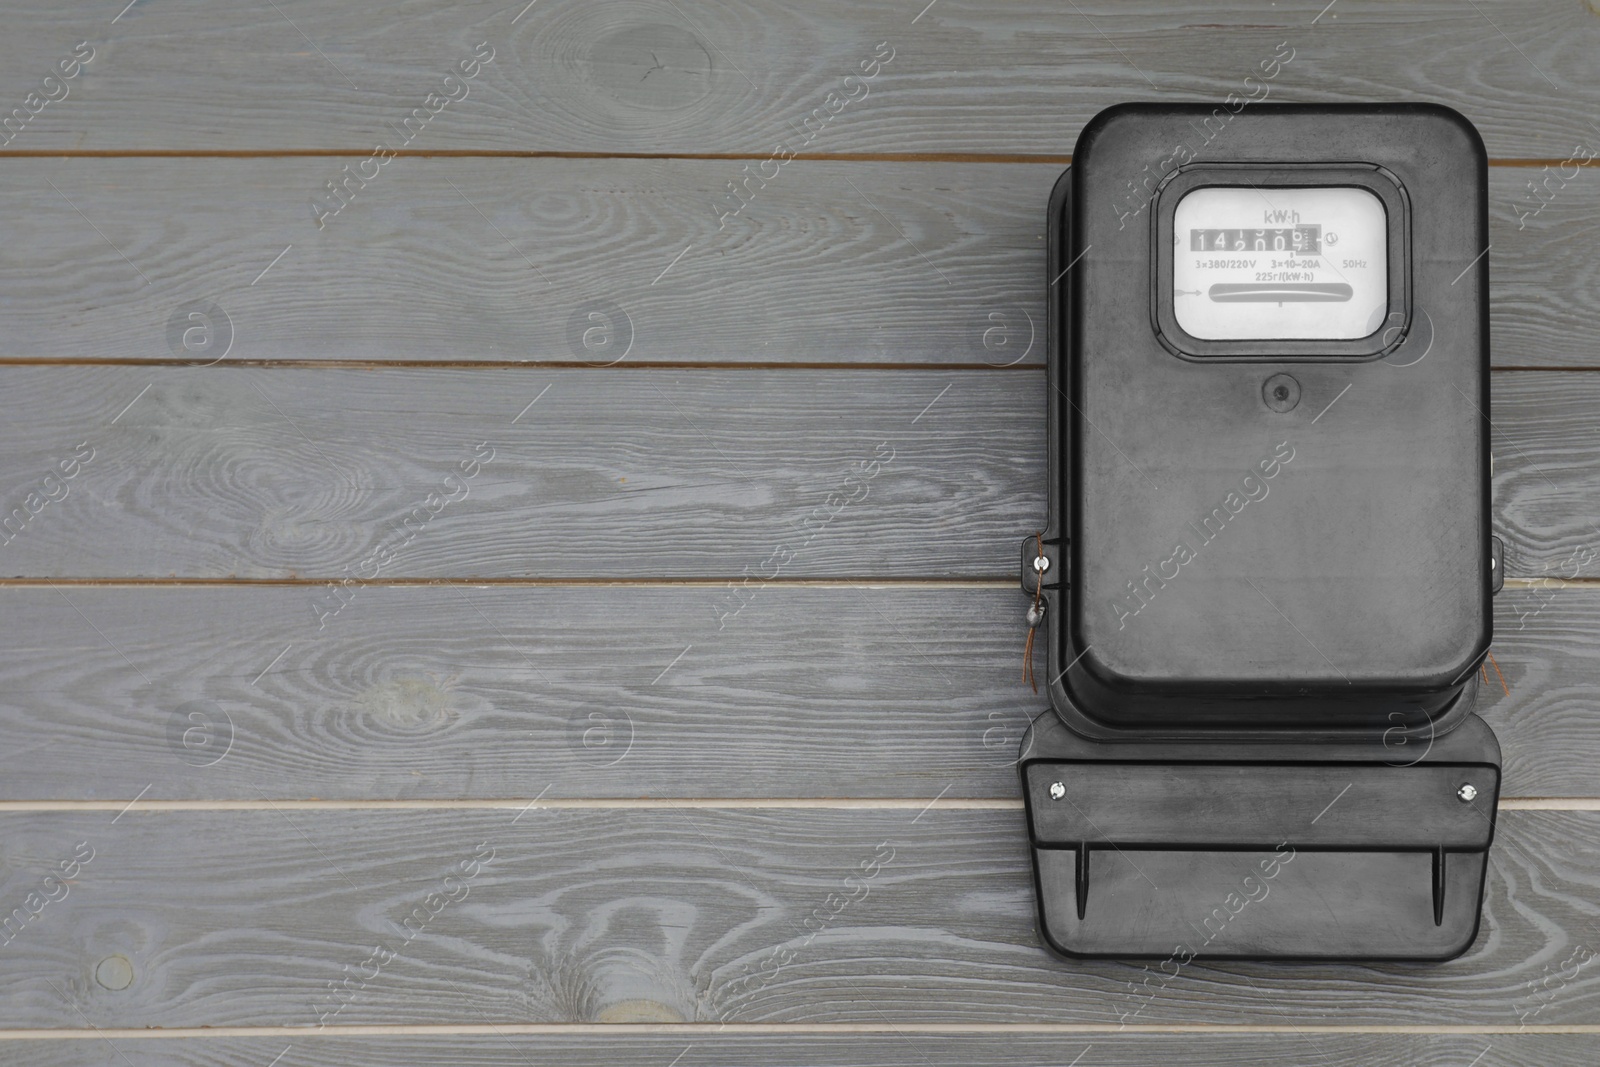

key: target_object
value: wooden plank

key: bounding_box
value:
[1483,588,1600,799]
[0,366,1040,579]
[2,158,1045,366]
[2,159,1594,367]
[0,365,1585,579]
[0,584,1589,802]
[0,809,1597,1027]
[0,0,1596,159]
[1492,372,1600,578]
[0,1033,1585,1066]
[0,585,1035,803]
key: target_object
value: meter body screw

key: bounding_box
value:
[1263,373,1302,413]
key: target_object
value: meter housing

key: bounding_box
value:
[1019,103,1501,961]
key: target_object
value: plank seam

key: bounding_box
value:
[0,360,1045,370]
[2,1023,1598,1039]
[0,578,1023,589]
[0,150,1577,167]
[0,798,1590,812]
[0,577,1582,589]
[0,361,1586,371]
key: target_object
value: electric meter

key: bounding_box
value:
[1018,103,1501,961]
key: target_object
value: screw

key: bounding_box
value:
[1457,783,1478,802]
[1033,555,1050,573]
[1262,372,1301,413]
[1049,782,1065,800]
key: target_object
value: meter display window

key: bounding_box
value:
[1172,186,1388,341]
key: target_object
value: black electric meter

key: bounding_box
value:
[1018,103,1502,961]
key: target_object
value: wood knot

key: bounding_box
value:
[94,955,134,991]
[586,24,713,109]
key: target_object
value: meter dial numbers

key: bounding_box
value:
[1190,226,1322,255]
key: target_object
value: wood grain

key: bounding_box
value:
[0,584,1036,803]
[0,0,1596,159]
[2,158,1044,366]
[0,809,1597,1028]
[0,159,1593,367]
[0,1034,1585,1066]
[0,583,1588,802]
[1490,372,1600,578]
[0,366,1585,580]
[0,366,1041,579]
[1481,589,1600,800]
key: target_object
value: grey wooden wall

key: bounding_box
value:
[1,1,1598,1063]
